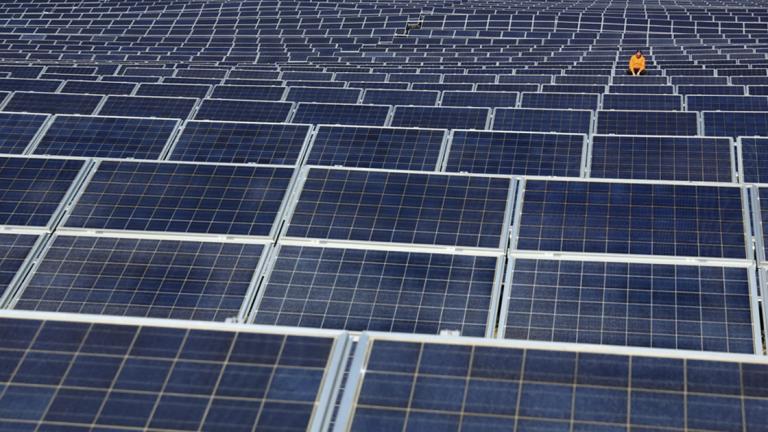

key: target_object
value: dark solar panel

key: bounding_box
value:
[338,337,768,431]
[65,161,294,237]
[391,106,490,130]
[609,85,676,94]
[516,179,747,258]
[441,91,518,108]
[687,95,768,111]
[0,156,86,227]
[740,137,768,183]
[703,111,768,138]
[0,316,342,431]
[286,168,511,249]
[292,103,390,126]
[493,108,592,134]
[590,135,733,182]
[13,235,265,321]
[0,78,61,92]
[34,115,178,159]
[195,99,293,122]
[596,111,698,136]
[98,96,197,119]
[520,92,599,110]
[0,233,40,302]
[602,94,683,110]
[135,83,210,99]
[306,125,444,170]
[504,258,755,353]
[169,120,309,164]
[3,92,102,115]
[677,85,745,96]
[59,80,136,95]
[362,89,439,106]
[253,245,499,336]
[0,112,48,154]
[446,130,584,176]
[541,84,606,94]
[210,85,286,101]
[757,187,768,259]
[285,87,361,104]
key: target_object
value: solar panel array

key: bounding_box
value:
[0,0,766,429]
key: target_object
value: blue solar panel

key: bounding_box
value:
[740,137,768,183]
[503,258,755,352]
[687,95,768,111]
[493,108,592,134]
[253,245,499,336]
[0,78,61,92]
[476,84,540,93]
[13,235,265,321]
[516,180,747,258]
[610,85,676,94]
[98,96,197,119]
[446,130,584,176]
[412,83,474,91]
[286,168,511,249]
[3,92,102,115]
[590,135,733,182]
[195,99,293,122]
[541,84,605,94]
[520,92,599,110]
[34,115,178,159]
[210,85,286,101]
[338,337,768,432]
[169,120,309,164]
[306,125,444,170]
[602,94,683,110]
[677,85,745,96]
[597,111,698,136]
[65,161,294,237]
[0,316,342,431]
[292,103,390,126]
[59,80,136,95]
[703,111,768,138]
[135,83,210,99]
[441,91,518,108]
[0,112,48,154]
[286,87,361,104]
[391,106,489,129]
[0,156,86,227]
[362,89,439,106]
[757,188,768,259]
[0,233,40,302]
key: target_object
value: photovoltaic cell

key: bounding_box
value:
[286,168,511,249]
[0,316,341,431]
[687,95,768,111]
[0,233,39,300]
[65,161,294,237]
[0,112,48,154]
[195,99,293,122]
[446,130,583,176]
[34,115,178,159]
[3,92,102,115]
[596,111,698,136]
[59,80,136,95]
[306,125,444,171]
[520,92,599,110]
[253,245,498,336]
[169,120,310,164]
[504,259,755,353]
[135,83,210,99]
[541,84,605,94]
[493,108,592,134]
[210,85,286,101]
[285,87,361,104]
[0,156,85,227]
[0,78,61,92]
[98,96,197,119]
[340,338,768,432]
[292,103,390,126]
[703,111,768,138]
[740,138,768,183]
[516,180,746,258]
[391,106,489,130]
[590,135,733,182]
[677,85,744,96]
[440,91,518,108]
[757,187,768,259]
[602,94,683,111]
[13,235,265,321]
[362,90,439,106]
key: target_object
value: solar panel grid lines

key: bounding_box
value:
[703,111,768,138]
[292,102,391,127]
[601,93,683,111]
[520,92,599,110]
[0,111,49,155]
[0,233,46,308]
[492,107,593,134]
[195,98,295,123]
[738,136,768,184]
[0,311,349,432]
[390,106,491,130]
[687,95,768,112]
[1,92,103,115]
[98,95,199,120]
[596,110,700,136]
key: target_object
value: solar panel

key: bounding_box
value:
[0,315,344,431]
[602,94,683,111]
[362,89,439,106]
[292,103,390,126]
[498,75,552,84]
[446,130,584,176]
[677,85,745,96]
[493,108,592,134]
[520,92,599,110]
[337,335,768,432]
[502,258,756,353]
[596,111,698,136]
[0,233,41,304]
[168,120,309,164]
[687,95,768,111]
[412,83,474,91]
[12,235,266,321]
[703,111,768,138]
[349,82,411,91]
[210,85,286,101]
[306,125,444,170]
[253,245,500,336]
[541,84,605,94]
[285,87,361,104]
[135,83,210,99]
[0,112,48,154]
[0,78,61,92]
[609,85,676,94]
[64,161,294,237]
[476,84,540,93]
[391,106,489,130]
[440,91,518,108]
[3,92,102,115]
[740,137,768,183]
[516,179,747,258]
[0,156,86,228]
[195,99,293,122]
[59,80,136,95]
[33,115,178,159]
[757,187,768,259]
[285,168,512,249]
[98,96,198,119]
[590,135,733,182]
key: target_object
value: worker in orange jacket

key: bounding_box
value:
[628,50,647,75]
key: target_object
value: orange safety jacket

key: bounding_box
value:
[629,55,646,71]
